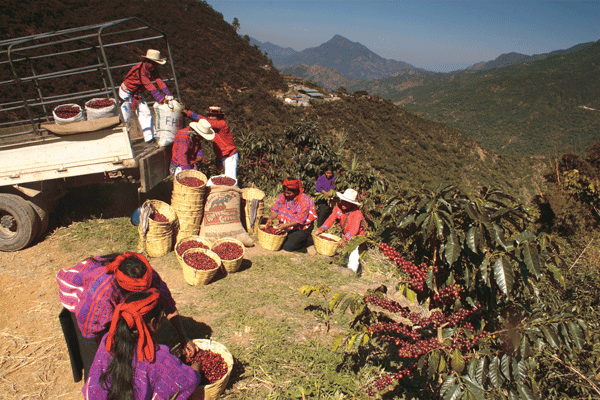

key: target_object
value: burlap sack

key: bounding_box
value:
[199,185,254,247]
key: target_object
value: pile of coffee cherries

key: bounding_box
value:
[149,211,168,222]
[183,252,218,270]
[261,226,285,235]
[185,349,228,385]
[55,106,81,119]
[211,176,236,186]
[179,177,205,187]
[177,240,209,256]
[212,242,243,260]
[88,99,115,109]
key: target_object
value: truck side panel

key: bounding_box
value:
[0,125,135,187]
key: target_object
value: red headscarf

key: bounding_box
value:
[283,178,303,199]
[105,252,153,292]
[105,288,161,362]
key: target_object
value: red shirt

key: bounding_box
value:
[121,62,171,102]
[186,111,237,159]
[321,205,365,240]
[271,193,317,231]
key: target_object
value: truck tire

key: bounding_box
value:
[27,197,50,240]
[0,193,39,251]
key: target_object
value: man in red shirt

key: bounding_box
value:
[182,106,238,179]
[119,49,174,143]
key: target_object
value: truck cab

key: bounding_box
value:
[0,18,177,251]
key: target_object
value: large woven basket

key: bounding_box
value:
[180,248,221,286]
[312,233,341,256]
[210,238,245,273]
[139,200,177,257]
[175,235,212,265]
[257,224,287,251]
[172,339,233,400]
[241,187,265,235]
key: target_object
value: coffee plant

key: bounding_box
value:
[302,184,594,399]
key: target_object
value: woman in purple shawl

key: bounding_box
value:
[315,165,336,226]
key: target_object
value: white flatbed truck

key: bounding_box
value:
[0,19,178,251]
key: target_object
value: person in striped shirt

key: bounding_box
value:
[266,178,317,251]
[119,49,174,143]
[181,106,238,179]
[169,120,215,175]
[57,252,198,381]
[84,290,202,400]
[314,188,366,273]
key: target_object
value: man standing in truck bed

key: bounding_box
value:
[119,49,174,143]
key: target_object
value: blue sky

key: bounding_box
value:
[206,0,599,72]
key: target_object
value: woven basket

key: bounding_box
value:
[175,235,212,265]
[241,187,265,235]
[180,248,221,286]
[211,238,245,273]
[139,200,177,257]
[312,233,341,256]
[172,339,233,400]
[257,224,287,251]
[174,170,207,194]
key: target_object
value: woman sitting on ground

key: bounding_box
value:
[84,289,202,399]
[314,188,365,273]
[265,178,317,251]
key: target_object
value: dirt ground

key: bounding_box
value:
[0,230,278,399]
[0,222,377,400]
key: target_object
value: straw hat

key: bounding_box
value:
[142,49,167,65]
[337,188,361,206]
[189,120,215,140]
[207,106,224,116]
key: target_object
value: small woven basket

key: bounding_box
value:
[180,248,221,286]
[210,238,245,273]
[139,200,177,257]
[175,235,212,265]
[312,233,341,256]
[257,224,287,251]
[172,339,233,400]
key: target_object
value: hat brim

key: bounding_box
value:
[142,56,167,65]
[336,192,361,206]
[189,122,215,141]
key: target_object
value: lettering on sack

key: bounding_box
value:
[205,210,238,225]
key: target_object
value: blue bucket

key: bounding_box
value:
[130,207,142,226]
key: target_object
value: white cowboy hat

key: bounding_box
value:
[337,188,361,206]
[189,120,215,141]
[142,49,167,65]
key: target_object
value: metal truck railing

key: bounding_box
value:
[0,18,180,140]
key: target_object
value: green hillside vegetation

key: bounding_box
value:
[343,42,600,157]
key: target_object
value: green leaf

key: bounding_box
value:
[443,382,462,400]
[347,333,358,351]
[568,321,585,349]
[445,233,461,266]
[428,350,440,379]
[332,333,345,351]
[517,382,536,400]
[462,376,485,398]
[540,325,560,348]
[328,292,346,311]
[520,334,532,358]
[476,356,487,385]
[438,352,447,373]
[515,230,536,244]
[517,360,527,385]
[494,256,514,295]
[522,243,541,279]
[426,268,436,291]
[353,333,365,351]
[399,213,415,228]
[451,348,465,373]
[440,375,456,397]
[500,354,511,380]
[466,226,478,253]
[404,287,418,304]
[489,356,502,389]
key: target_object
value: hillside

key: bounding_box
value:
[337,42,600,156]
[0,0,545,200]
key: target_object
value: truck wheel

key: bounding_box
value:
[0,193,39,251]
[27,197,50,239]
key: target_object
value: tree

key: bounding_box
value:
[232,17,240,32]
